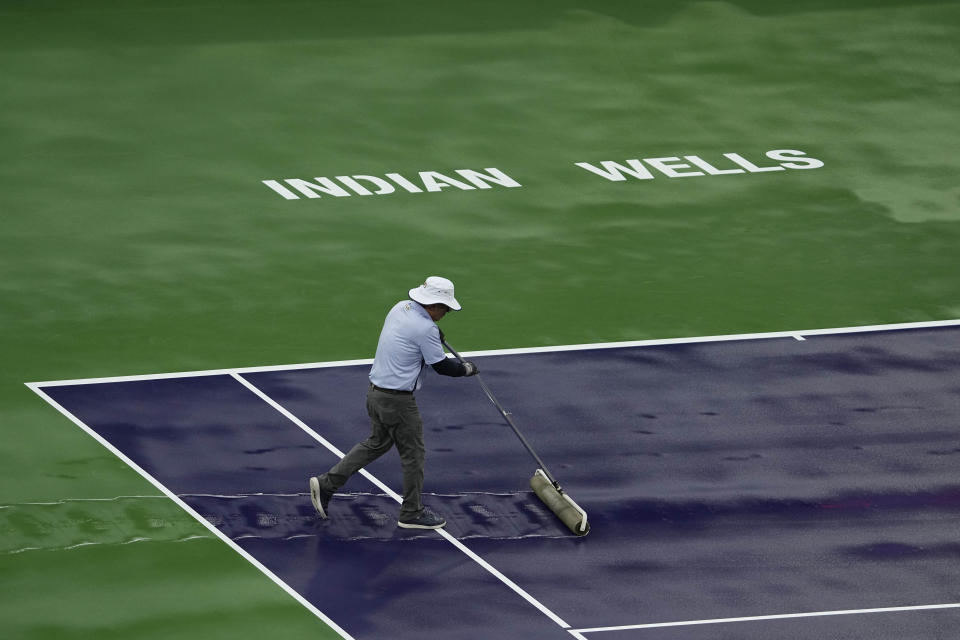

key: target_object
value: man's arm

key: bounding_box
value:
[422,325,478,377]
[431,357,478,377]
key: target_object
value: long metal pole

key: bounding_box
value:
[442,339,560,488]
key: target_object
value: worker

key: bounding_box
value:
[309,276,478,529]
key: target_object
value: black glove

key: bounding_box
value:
[462,361,479,376]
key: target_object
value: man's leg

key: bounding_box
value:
[389,395,426,520]
[391,395,445,529]
[316,388,395,495]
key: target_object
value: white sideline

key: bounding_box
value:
[24,383,358,640]
[27,318,960,387]
[230,373,571,630]
[567,603,960,637]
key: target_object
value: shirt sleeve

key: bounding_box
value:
[419,324,446,365]
[431,357,466,377]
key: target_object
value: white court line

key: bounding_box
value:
[27,318,960,387]
[567,603,960,637]
[24,383,357,640]
[230,372,571,630]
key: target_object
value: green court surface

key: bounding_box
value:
[2,1,959,638]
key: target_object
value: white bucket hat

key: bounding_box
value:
[409,276,461,311]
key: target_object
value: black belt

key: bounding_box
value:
[369,383,413,395]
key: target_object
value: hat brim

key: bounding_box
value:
[409,287,461,311]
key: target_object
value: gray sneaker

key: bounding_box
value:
[398,507,446,530]
[309,477,333,518]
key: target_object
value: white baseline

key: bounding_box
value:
[27,318,960,388]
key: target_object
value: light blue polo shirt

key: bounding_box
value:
[369,300,446,391]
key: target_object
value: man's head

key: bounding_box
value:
[423,303,450,321]
[409,276,461,319]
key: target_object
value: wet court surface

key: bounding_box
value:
[37,325,960,639]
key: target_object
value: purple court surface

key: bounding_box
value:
[33,324,960,640]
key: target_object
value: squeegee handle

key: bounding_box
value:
[442,339,560,487]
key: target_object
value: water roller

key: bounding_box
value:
[442,339,590,536]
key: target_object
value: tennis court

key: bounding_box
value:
[4,1,960,639]
[25,321,960,639]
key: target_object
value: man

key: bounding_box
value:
[309,276,478,530]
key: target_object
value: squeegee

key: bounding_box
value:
[442,339,590,536]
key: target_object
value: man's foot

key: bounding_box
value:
[397,507,446,530]
[309,477,333,518]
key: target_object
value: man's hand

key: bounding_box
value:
[463,361,479,376]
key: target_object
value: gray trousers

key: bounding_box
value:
[317,386,425,519]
